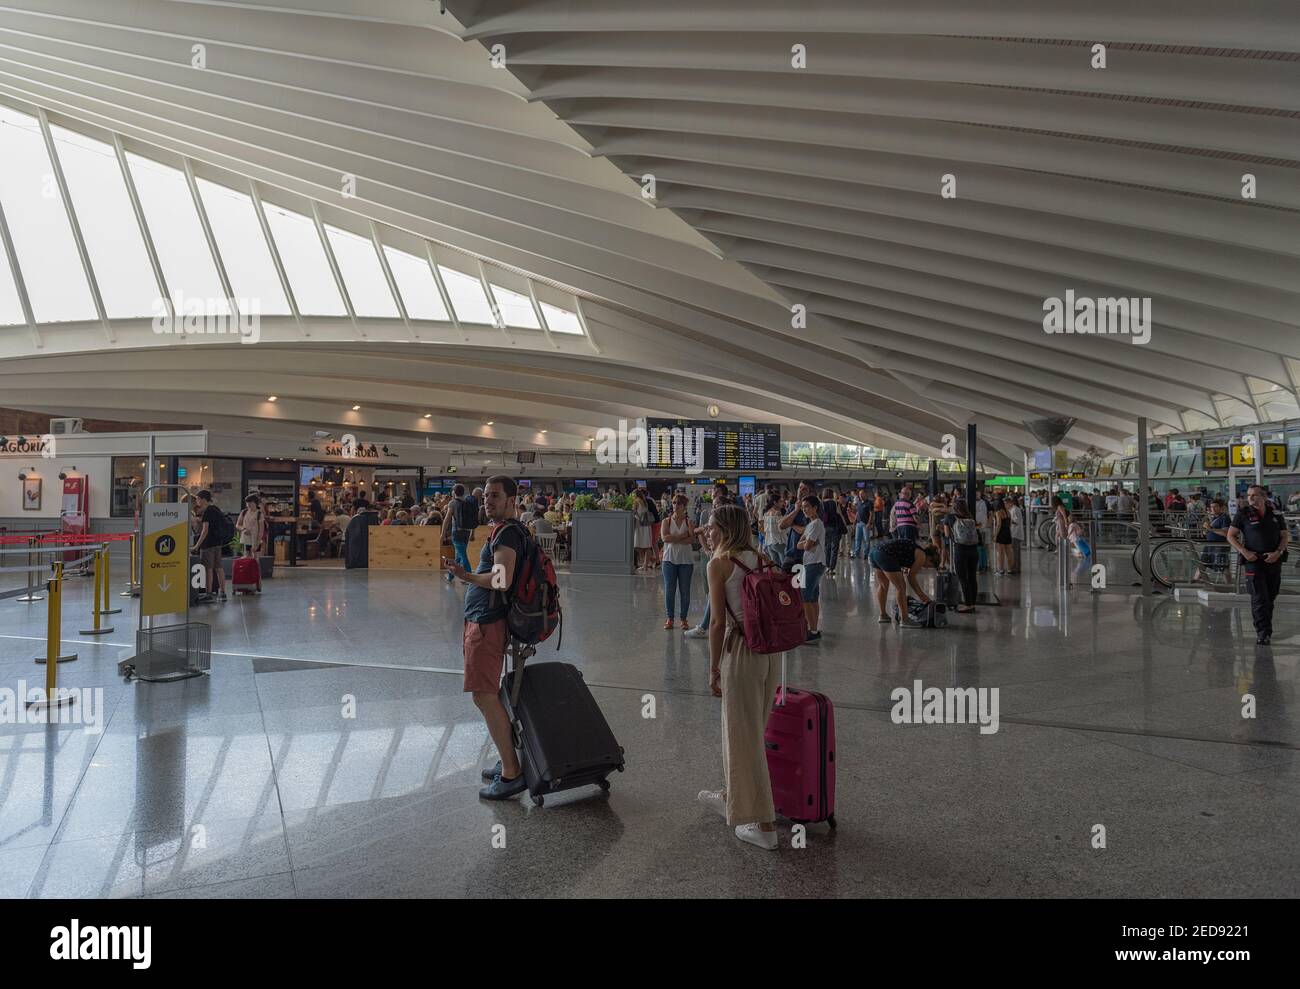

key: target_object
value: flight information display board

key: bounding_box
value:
[645,418,781,472]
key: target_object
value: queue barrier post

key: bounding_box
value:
[79,547,114,636]
[27,562,75,712]
[98,543,121,616]
[16,535,44,603]
[121,532,141,597]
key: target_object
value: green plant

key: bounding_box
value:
[573,494,599,512]
[609,494,633,511]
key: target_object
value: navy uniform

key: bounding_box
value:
[1230,503,1287,642]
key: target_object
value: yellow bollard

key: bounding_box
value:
[27,563,74,714]
[79,548,114,636]
[17,535,44,603]
[121,533,140,597]
[98,545,121,616]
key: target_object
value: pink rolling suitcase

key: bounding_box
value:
[765,656,836,828]
[231,555,261,594]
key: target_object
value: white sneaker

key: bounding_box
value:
[684,625,709,639]
[696,790,727,819]
[735,823,778,850]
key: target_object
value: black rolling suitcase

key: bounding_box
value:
[935,571,961,608]
[500,658,625,807]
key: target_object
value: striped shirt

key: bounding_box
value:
[892,499,917,527]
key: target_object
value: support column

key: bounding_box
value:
[1137,417,1151,594]
[965,423,976,509]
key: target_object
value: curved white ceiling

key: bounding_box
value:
[0,0,1297,465]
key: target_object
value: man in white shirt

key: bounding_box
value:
[1116,490,1135,515]
[1105,489,1120,512]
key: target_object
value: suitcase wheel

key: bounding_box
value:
[827,814,837,830]
[531,794,544,807]
[599,779,611,793]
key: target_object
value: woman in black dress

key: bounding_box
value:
[993,498,1014,575]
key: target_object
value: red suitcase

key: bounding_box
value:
[765,657,836,827]
[231,556,261,594]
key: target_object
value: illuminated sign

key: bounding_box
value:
[1262,442,1288,467]
[644,418,780,472]
[1230,443,1254,467]
[1202,447,1229,470]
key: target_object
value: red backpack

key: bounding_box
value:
[491,520,562,649]
[724,554,806,654]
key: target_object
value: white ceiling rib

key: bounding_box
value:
[0,0,1294,463]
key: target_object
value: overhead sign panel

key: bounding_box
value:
[1262,442,1287,467]
[644,418,780,472]
[1202,447,1229,470]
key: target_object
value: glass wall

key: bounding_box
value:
[177,457,243,514]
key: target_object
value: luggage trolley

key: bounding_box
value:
[118,483,211,683]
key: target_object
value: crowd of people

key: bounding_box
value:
[432,472,1294,851]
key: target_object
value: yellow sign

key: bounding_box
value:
[1263,442,1288,467]
[1202,447,1228,470]
[1053,449,1069,470]
[1230,443,1254,467]
[143,502,189,617]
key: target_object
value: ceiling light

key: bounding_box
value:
[540,429,547,434]
[352,405,361,411]
[486,421,494,426]
[423,413,432,419]
[268,396,278,402]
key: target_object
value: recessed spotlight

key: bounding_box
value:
[486,421,494,426]
[540,429,547,434]
[423,413,432,419]
[268,395,278,402]
[352,405,361,411]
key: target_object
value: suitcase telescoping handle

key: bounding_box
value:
[779,651,787,707]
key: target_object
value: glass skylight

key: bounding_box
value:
[0,106,96,322]
[196,177,290,316]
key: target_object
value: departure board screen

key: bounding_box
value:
[645,418,781,472]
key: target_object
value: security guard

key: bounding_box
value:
[1226,484,1289,644]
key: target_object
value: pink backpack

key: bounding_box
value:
[724,554,806,654]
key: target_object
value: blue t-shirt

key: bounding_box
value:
[1205,513,1229,542]
[785,509,808,554]
[464,521,526,625]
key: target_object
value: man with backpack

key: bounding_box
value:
[442,483,477,584]
[192,489,230,602]
[450,475,531,799]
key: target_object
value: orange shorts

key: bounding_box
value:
[463,618,507,694]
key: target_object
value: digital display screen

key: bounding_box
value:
[644,418,780,472]
[585,480,599,489]
[738,475,756,498]
[518,479,532,488]
[299,465,324,486]
[635,480,647,488]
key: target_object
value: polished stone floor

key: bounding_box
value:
[1,548,1297,898]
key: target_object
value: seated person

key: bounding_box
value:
[529,498,554,536]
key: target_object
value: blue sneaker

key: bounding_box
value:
[478,773,527,800]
